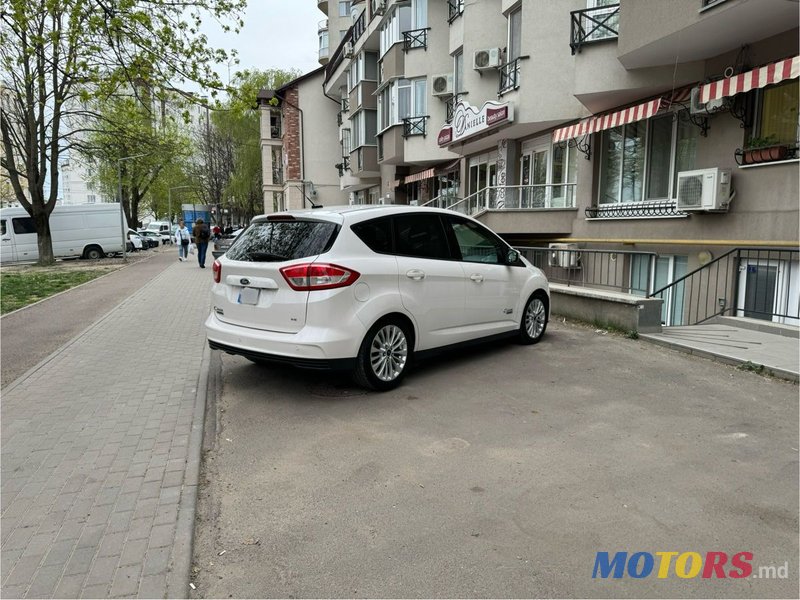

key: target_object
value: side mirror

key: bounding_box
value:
[506,249,519,265]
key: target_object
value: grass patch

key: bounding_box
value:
[1,269,107,314]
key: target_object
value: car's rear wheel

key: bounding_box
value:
[519,291,548,344]
[353,319,411,391]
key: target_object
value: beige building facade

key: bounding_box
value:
[263,0,800,326]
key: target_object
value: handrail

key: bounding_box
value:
[403,28,430,52]
[446,183,578,215]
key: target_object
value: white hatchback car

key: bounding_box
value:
[205,206,549,390]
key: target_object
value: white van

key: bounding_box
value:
[0,203,126,263]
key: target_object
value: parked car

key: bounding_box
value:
[137,229,161,248]
[205,206,549,391]
[127,229,147,251]
[211,228,243,258]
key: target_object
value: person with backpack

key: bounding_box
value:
[175,219,191,261]
[192,218,211,268]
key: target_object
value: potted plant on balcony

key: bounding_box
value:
[742,135,790,164]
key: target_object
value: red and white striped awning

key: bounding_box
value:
[699,55,799,104]
[404,168,435,184]
[552,86,694,143]
[552,98,667,143]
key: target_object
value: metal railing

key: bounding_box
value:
[517,247,657,296]
[325,28,352,81]
[402,116,428,137]
[570,4,620,55]
[352,11,366,43]
[445,94,462,123]
[648,248,800,326]
[420,193,461,209]
[586,201,687,219]
[448,0,464,23]
[403,28,430,52]
[445,183,577,216]
[499,58,522,94]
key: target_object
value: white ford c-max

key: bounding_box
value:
[205,205,549,390]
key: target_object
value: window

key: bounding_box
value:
[598,112,697,205]
[351,217,393,254]
[454,50,464,94]
[446,217,504,264]
[380,4,412,56]
[12,217,36,234]
[350,52,378,91]
[352,110,378,148]
[319,29,329,56]
[753,80,799,147]
[394,214,451,260]
[378,78,426,132]
[519,136,577,208]
[586,0,619,41]
[1,220,6,236]
[413,0,428,29]
[339,1,352,17]
[508,7,522,61]
[631,254,688,325]
[87,195,96,204]
[341,128,351,156]
[225,220,338,262]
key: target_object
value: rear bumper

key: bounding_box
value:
[204,312,363,370]
[208,340,356,371]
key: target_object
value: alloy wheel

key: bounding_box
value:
[369,324,408,382]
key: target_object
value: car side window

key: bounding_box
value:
[12,217,36,234]
[445,216,504,264]
[351,217,393,254]
[393,214,451,260]
[1,220,7,236]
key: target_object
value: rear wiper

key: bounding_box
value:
[249,251,289,262]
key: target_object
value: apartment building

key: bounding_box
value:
[264,0,799,326]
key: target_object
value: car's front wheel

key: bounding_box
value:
[353,319,411,391]
[519,291,548,344]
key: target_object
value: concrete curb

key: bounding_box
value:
[167,343,213,598]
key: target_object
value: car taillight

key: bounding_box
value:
[212,259,221,283]
[280,263,360,291]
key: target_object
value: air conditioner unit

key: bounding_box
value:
[344,41,353,59]
[373,0,386,15]
[473,48,503,70]
[548,243,580,268]
[676,168,732,212]
[431,73,454,97]
[690,87,726,115]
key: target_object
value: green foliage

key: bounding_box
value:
[0,269,107,314]
[744,135,780,150]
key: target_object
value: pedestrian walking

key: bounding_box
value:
[192,218,211,268]
[175,219,191,261]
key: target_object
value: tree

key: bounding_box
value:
[0,0,244,265]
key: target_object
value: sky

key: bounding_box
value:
[201,0,325,86]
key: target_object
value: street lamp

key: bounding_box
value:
[117,153,148,260]
[168,185,195,237]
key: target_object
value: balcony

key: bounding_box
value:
[445,94,462,124]
[318,19,329,65]
[498,58,522,95]
[403,28,430,52]
[378,126,404,164]
[352,10,366,44]
[402,116,428,138]
[447,0,464,24]
[351,146,379,176]
[570,4,619,55]
[335,157,350,177]
[317,0,328,14]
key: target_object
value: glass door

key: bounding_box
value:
[468,155,496,212]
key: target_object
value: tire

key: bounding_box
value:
[518,291,548,344]
[83,246,104,260]
[353,319,412,391]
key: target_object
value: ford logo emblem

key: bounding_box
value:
[240,278,250,285]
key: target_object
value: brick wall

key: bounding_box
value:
[282,87,301,181]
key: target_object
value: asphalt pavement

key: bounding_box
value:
[1,246,213,598]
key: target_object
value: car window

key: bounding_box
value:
[1,220,6,236]
[225,219,338,262]
[393,214,451,260]
[351,217,392,254]
[445,217,504,264]
[12,217,36,235]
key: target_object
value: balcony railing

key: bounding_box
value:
[585,201,687,219]
[403,28,430,52]
[517,247,657,297]
[499,58,522,95]
[371,0,386,16]
[335,156,350,177]
[402,116,428,138]
[325,28,353,81]
[352,11,366,43]
[447,0,464,23]
[570,4,619,55]
[445,94,462,123]
[445,183,577,216]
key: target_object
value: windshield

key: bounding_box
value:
[225,220,338,262]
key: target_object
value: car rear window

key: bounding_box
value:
[225,220,339,262]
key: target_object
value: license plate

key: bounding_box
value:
[238,287,260,305]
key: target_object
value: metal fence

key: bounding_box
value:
[446,184,577,215]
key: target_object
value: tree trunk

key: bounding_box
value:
[32,199,55,266]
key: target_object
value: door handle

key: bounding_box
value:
[470,274,484,283]
[406,269,425,280]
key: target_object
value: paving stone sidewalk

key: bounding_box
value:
[1,259,214,599]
